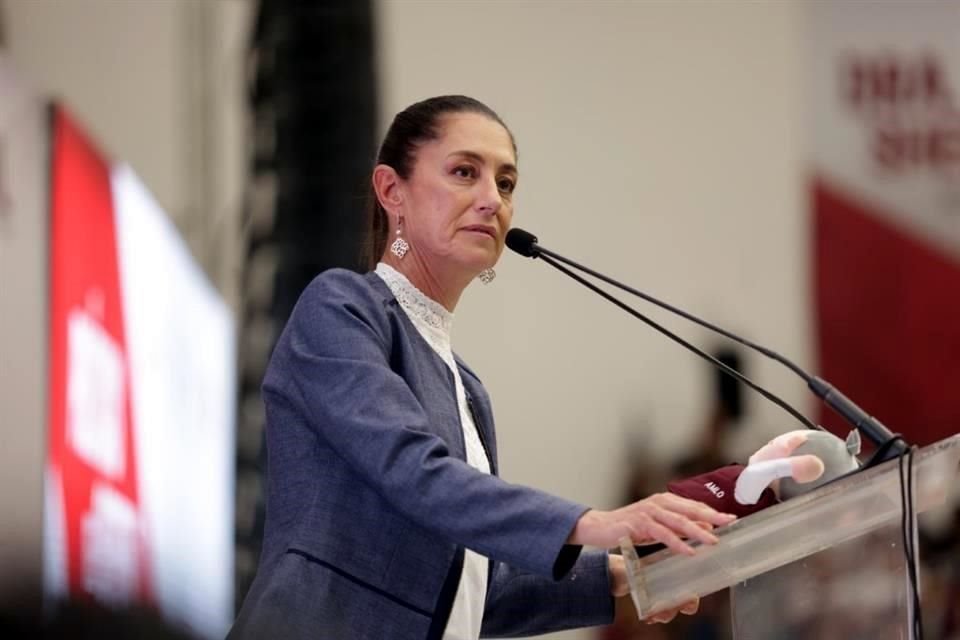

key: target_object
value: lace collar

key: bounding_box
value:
[375,263,454,336]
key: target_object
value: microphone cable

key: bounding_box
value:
[897,442,924,639]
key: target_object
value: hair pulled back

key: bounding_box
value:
[363,95,515,269]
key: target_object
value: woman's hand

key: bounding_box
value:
[608,553,631,597]
[608,555,700,623]
[642,598,700,624]
[569,492,736,555]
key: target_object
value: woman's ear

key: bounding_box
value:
[372,164,403,216]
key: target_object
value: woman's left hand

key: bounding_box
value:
[608,553,631,597]
[608,555,700,623]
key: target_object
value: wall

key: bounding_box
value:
[1,1,811,636]
[0,0,251,618]
[377,4,807,636]
[0,53,49,606]
[1,0,250,310]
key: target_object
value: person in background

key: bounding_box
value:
[229,95,736,640]
[603,348,749,640]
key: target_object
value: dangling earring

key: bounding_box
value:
[478,268,496,284]
[390,216,409,259]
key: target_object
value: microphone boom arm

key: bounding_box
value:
[511,228,907,461]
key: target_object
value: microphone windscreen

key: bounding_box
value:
[505,228,539,257]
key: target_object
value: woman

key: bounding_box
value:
[229,95,735,640]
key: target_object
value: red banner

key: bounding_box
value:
[47,106,151,604]
[811,5,960,446]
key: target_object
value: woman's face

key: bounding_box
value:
[399,112,517,274]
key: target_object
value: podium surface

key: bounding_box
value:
[621,434,960,638]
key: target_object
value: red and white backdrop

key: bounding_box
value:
[44,106,235,639]
[810,3,960,447]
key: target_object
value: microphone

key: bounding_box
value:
[505,227,907,461]
[505,228,539,257]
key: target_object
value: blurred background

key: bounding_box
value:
[0,1,958,639]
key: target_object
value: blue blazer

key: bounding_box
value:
[229,270,614,639]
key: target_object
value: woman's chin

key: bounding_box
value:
[454,249,498,274]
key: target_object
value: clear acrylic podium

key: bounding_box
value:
[620,434,960,639]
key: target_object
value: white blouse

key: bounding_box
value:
[375,263,490,640]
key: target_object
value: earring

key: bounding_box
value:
[478,268,496,284]
[390,217,409,259]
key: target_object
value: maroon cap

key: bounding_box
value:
[667,464,778,518]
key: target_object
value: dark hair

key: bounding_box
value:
[714,348,744,421]
[362,95,516,269]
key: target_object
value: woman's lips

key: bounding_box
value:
[463,225,496,239]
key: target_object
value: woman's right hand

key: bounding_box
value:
[568,493,737,555]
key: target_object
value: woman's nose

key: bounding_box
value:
[475,179,502,216]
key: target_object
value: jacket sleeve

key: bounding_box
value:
[480,551,615,638]
[264,272,589,579]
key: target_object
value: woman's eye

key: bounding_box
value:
[497,178,516,194]
[453,165,476,179]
